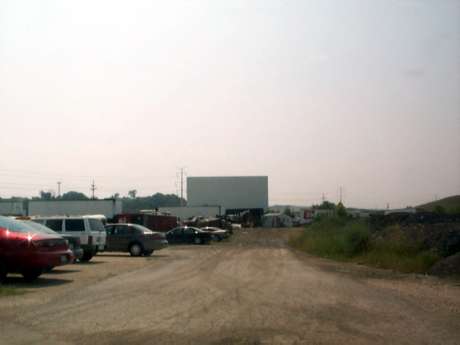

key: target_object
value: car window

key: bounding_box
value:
[184,228,195,235]
[65,219,85,232]
[88,219,105,232]
[46,219,63,232]
[115,225,130,235]
[171,228,182,235]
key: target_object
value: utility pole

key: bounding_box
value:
[90,180,97,199]
[180,168,184,207]
[57,181,61,198]
[339,186,343,204]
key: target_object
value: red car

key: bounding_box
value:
[0,216,74,282]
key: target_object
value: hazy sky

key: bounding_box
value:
[1,0,459,208]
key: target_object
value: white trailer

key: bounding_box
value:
[28,199,122,219]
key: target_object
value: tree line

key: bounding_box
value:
[0,190,187,213]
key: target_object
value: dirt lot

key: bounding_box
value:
[1,228,459,345]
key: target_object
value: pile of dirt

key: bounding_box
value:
[429,252,460,277]
[374,222,460,257]
[403,223,460,257]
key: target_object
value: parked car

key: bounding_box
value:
[22,220,83,262]
[32,216,106,262]
[104,223,168,256]
[201,227,230,241]
[0,216,73,282]
[166,226,212,245]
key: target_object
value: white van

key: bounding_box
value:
[32,216,106,262]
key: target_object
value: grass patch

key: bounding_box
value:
[288,218,370,260]
[0,286,26,297]
[356,249,439,273]
[289,217,440,274]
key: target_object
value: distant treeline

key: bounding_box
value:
[0,190,187,213]
[122,193,186,212]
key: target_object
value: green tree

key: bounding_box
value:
[316,201,336,210]
[128,190,137,199]
[336,202,347,217]
[61,191,89,200]
[122,193,186,212]
[39,190,54,200]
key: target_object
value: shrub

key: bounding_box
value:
[289,218,369,259]
[289,217,441,274]
[343,224,370,256]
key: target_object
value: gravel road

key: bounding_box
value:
[1,228,459,345]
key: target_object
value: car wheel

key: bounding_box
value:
[194,237,202,245]
[143,249,154,256]
[129,243,143,257]
[0,260,7,284]
[22,269,42,282]
[80,250,94,262]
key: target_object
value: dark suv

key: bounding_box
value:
[104,223,168,256]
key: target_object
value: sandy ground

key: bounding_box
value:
[0,228,459,345]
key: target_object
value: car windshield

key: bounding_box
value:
[22,220,58,235]
[0,216,40,233]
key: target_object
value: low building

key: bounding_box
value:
[187,176,268,210]
[384,207,417,215]
[28,199,122,219]
[0,200,25,216]
[262,213,293,228]
[187,176,268,225]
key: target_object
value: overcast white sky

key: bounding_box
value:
[0,0,459,208]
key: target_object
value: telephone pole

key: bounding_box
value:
[57,181,62,198]
[180,168,185,207]
[90,180,97,199]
